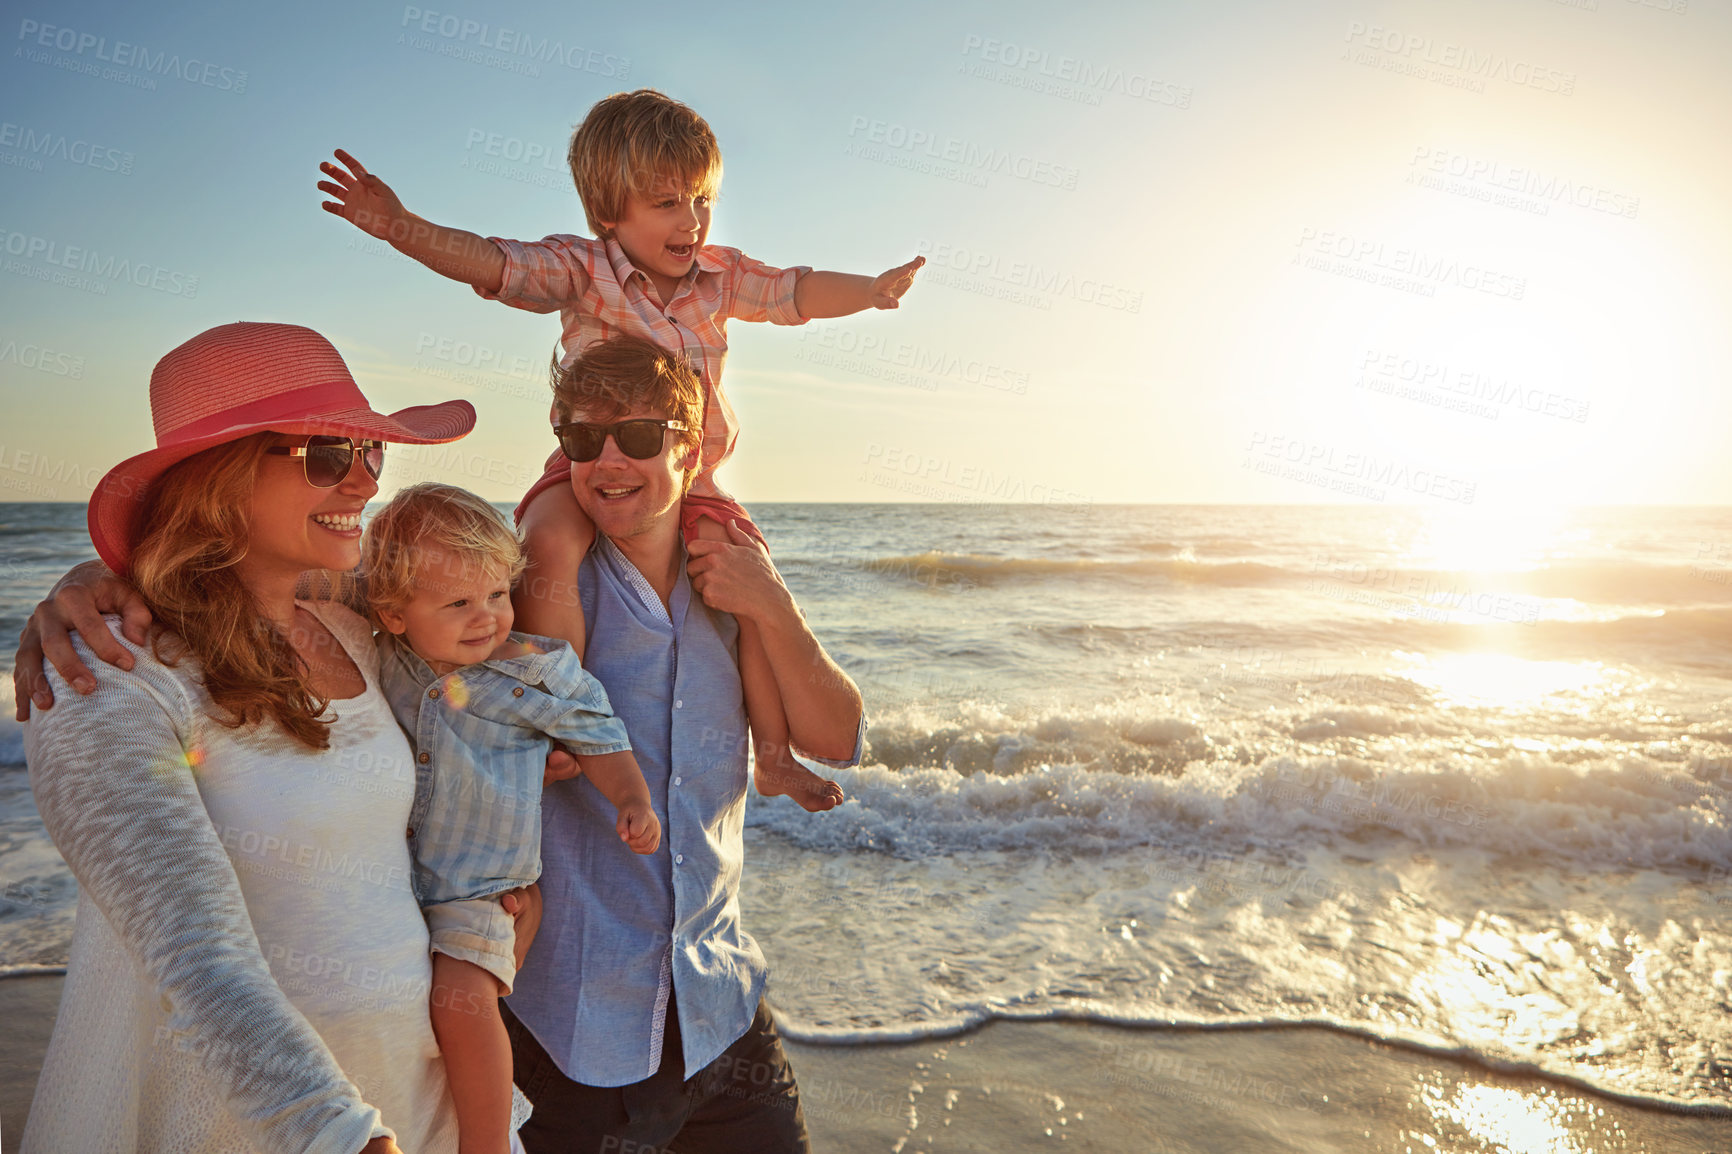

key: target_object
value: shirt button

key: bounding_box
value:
[406,827,415,839]
[513,687,525,697]
[675,699,683,709]
[417,752,430,765]
[674,854,685,865]
[428,688,440,700]
[673,776,683,787]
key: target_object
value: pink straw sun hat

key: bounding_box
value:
[89,321,476,575]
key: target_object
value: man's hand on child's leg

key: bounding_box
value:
[499,884,542,973]
[543,747,582,787]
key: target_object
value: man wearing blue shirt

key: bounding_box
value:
[16,335,865,1154]
[508,334,866,1153]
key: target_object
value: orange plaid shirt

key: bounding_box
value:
[477,234,809,498]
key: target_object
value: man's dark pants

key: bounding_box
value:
[503,997,810,1153]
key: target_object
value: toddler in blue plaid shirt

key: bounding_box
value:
[363,482,660,1154]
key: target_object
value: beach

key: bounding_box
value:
[6,501,1732,1147]
[5,973,1728,1150]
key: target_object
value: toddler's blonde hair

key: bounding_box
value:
[361,483,526,625]
[569,89,722,239]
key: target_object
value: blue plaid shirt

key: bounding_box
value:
[377,632,631,907]
[506,536,862,1087]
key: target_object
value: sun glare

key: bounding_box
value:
[1401,652,1605,707]
[1425,1084,1586,1154]
[1402,507,1572,575]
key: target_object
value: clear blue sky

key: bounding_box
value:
[2,0,1727,506]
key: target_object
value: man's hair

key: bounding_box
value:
[552,336,705,494]
[568,89,722,238]
[361,482,526,622]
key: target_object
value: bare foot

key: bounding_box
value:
[756,760,845,812]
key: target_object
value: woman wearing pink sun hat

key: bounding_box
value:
[21,322,498,1154]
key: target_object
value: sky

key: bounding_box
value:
[1,0,1727,507]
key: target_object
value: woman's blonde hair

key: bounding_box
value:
[130,432,351,751]
[361,483,525,626]
[568,89,722,238]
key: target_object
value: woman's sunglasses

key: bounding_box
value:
[264,436,387,487]
[554,419,688,463]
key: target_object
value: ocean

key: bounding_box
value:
[3,501,1731,1120]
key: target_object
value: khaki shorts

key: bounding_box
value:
[426,895,517,992]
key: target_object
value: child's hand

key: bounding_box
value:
[869,255,925,309]
[318,149,408,239]
[618,803,661,855]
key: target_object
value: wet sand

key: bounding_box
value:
[4,975,1726,1152]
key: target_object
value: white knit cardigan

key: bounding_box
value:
[22,603,459,1154]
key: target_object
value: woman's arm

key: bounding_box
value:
[25,624,395,1154]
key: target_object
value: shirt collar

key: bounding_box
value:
[596,534,696,631]
[603,236,723,294]
[379,630,564,687]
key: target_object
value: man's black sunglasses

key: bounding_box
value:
[555,419,688,463]
[264,436,386,487]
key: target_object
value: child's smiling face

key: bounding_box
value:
[603,174,713,297]
[376,552,515,675]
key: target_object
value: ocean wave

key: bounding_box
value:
[816,550,1732,608]
[768,1004,1732,1117]
[845,551,1290,588]
[0,718,22,768]
[755,749,1732,872]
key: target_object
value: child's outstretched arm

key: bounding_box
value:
[317,148,506,294]
[573,750,661,854]
[793,256,926,318]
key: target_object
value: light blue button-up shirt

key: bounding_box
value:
[376,632,631,907]
[506,536,860,1087]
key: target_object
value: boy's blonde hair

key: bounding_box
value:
[362,483,526,623]
[569,89,722,238]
